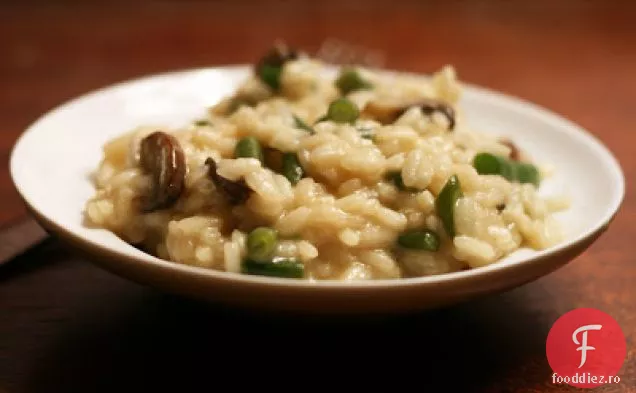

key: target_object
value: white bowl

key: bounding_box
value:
[9,66,625,313]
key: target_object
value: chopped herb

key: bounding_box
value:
[357,126,375,140]
[293,115,315,134]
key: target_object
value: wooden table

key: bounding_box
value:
[1,1,634,391]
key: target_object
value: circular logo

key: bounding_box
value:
[546,308,626,388]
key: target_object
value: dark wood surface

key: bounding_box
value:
[1,1,634,392]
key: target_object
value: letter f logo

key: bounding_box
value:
[572,324,602,368]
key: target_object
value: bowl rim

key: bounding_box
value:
[9,65,626,289]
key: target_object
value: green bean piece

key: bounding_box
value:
[473,152,540,186]
[435,174,463,238]
[335,68,373,95]
[235,136,264,163]
[397,230,440,251]
[246,227,278,262]
[282,153,304,185]
[473,152,502,175]
[243,257,305,279]
[472,152,513,180]
[255,45,298,92]
[258,64,282,91]
[326,98,359,124]
[293,115,315,134]
[514,162,540,186]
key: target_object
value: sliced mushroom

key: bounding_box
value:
[499,138,521,161]
[419,99,455,130]
[362,98,456,130]
[139,131,186,212]
[361,101,401,125]
[205,157,251,205]
[263,147,284,173]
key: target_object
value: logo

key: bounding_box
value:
[572,324,602,368]
[546,308,626,388]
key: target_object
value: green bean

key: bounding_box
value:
[235,136,264,163]
[325,98,359,124]
[472,152,540,186]
[473,152,507,176]
[473,152,515,181]
[293,115,315,134]
[258,65,282,91]
[435,174,463,238]
[255,44,298,91]
[242,257,304,278]
[246,227,278,262]
[335,68,373,95]
[397,230,440,251]
[282,153,304,185]
[514,162,540,186]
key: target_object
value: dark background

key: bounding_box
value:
[1,1,634,392]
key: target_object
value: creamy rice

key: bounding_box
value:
[85,48,567,280]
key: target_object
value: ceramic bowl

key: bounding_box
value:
[10,66,625,313]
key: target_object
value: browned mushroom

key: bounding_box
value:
[263,147,284,173]
[362,98,456,130]
[499,138,521,161]
[205,157,251,205]
[139,131,186,212]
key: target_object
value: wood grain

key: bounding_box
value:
[0,218,48,266]
[0,1,634,391]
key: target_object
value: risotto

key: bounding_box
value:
[85,45,567,280]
